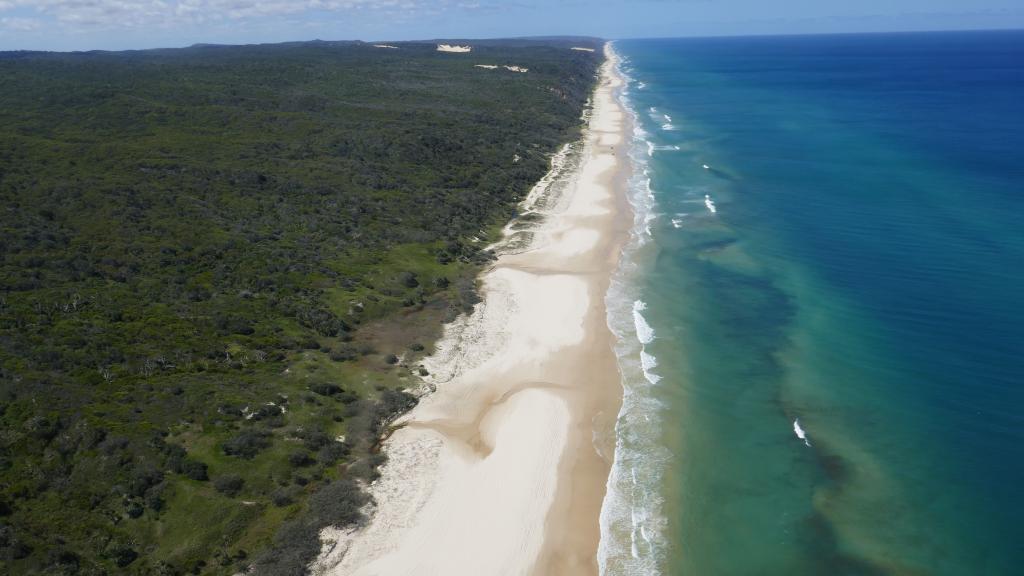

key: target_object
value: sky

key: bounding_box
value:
[1,0,1022,52]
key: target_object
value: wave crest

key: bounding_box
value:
[632,300,655,344]
[599,45,670,576]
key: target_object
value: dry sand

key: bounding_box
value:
[313,43,630,576]
[437,44,472,53]
[474,64,529,73]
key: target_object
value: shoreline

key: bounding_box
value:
[313,44,631,576]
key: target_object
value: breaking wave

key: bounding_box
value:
[598,44,669,576]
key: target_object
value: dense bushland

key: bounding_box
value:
[0,38,600,574]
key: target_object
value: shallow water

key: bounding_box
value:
[602,31,1024,575]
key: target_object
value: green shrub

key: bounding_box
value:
[287,451,314,468]
[181,459,209,481]
[317,442,350,465]
[310,383,342,397]
[214,475,245,497]
[328,346,357,362]
[223,429,272,459]
[271,488,295,508]
[398,271,419,288]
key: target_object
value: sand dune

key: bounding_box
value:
[474,64,529,73]
[437,44,472,53]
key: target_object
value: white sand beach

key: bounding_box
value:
[313,43,629,576]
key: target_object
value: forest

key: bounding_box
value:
[0,37,601,574]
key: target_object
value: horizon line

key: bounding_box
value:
[2,26,1022,55]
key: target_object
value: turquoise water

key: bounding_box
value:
[601,31,1024,575]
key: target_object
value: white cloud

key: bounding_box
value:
[0,0,471,31]
[1,16,41,30]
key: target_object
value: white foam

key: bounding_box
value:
[639,351,661,384]
[704,194,717,214]
[631,172,658,243]
[633,124,649,140]
[649,108,674,127]
[632,300,655,344]
[661,123,676,131]
[644,172,655,201]
[794,418,811,447]
[643,210,657,237]
[599,47,670,575]
[671,218,684,228]
[649,144,681,155]
[630,508,640,558]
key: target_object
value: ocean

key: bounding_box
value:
[600,31,1024,575]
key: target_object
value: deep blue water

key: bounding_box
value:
[606,31,1024,575]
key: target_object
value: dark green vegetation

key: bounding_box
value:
[0,38,601,574]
